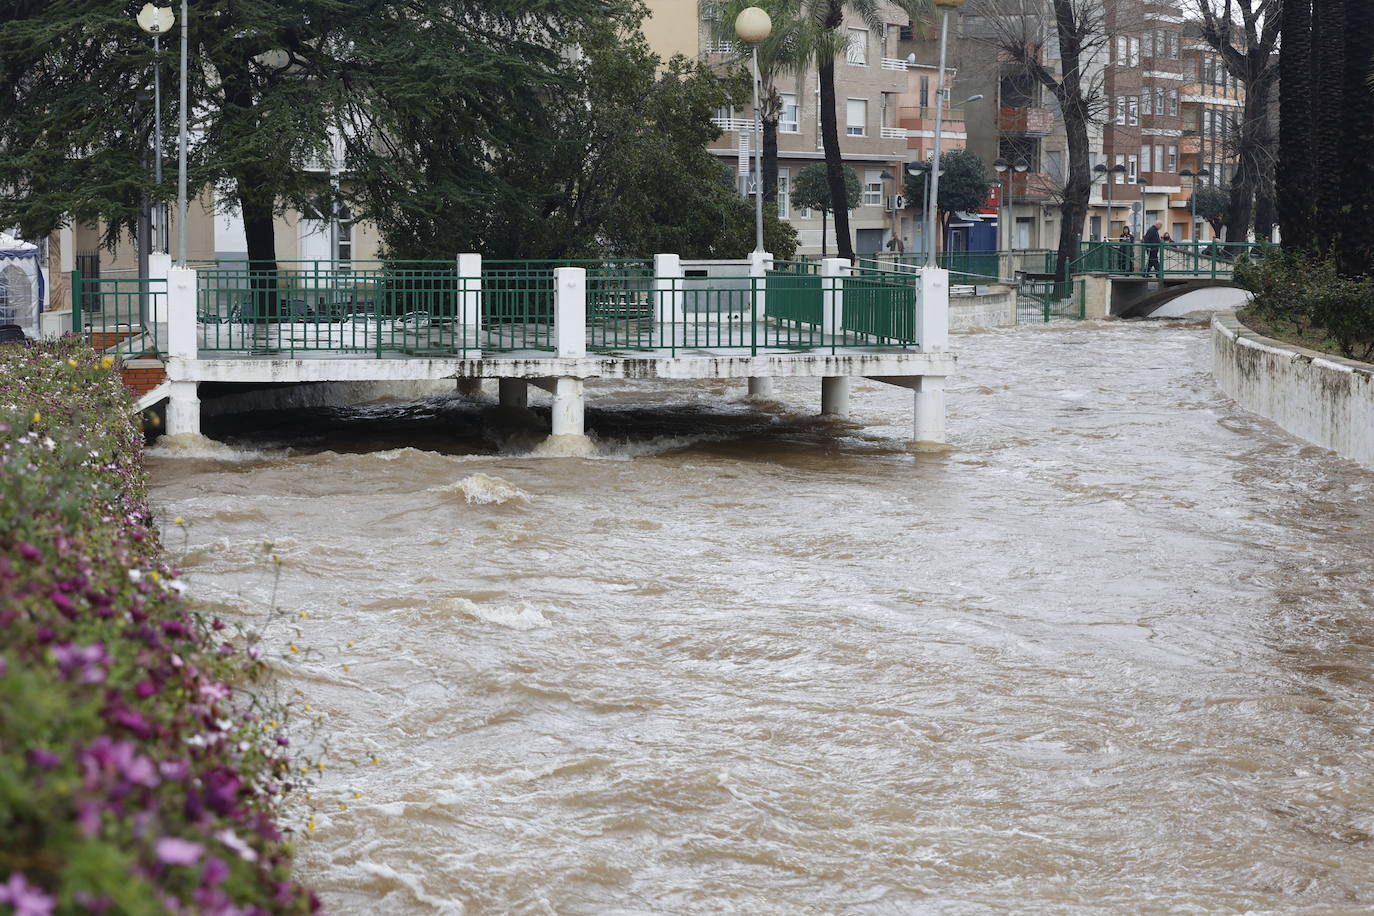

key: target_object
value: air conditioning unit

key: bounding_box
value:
[891,194,907,210]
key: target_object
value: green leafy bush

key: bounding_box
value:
[1235,250,1374,361]
[0,339,318,915]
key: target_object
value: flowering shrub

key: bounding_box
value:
[0,340,319,915]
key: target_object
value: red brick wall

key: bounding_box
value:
[121,365,166,397]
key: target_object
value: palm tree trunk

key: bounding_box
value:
[1311,0,1343,255]
[763,116,780,204]
[1278,0,1313,251]
[1339,0,1374,275]
[818,57,853,261]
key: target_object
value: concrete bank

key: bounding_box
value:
[1212,311,1374,469]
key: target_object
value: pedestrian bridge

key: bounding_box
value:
[72,254,956,446]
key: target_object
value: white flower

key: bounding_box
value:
[215,829,259,863]
[128,569,143,582]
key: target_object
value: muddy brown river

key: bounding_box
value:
[148,322,1374,914]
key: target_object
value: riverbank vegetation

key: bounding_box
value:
[1234,250,1374,363]
[0,339,317,914]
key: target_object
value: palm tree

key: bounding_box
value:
[704,0,812,203]
[804,0,929,261]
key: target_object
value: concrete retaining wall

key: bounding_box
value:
[1212,311,1374,469]
[950,284,1015,331]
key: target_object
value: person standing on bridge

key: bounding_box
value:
[1117,225,1134,272]
[1143,221,1164,277]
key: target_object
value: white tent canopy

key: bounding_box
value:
[0,232,43,338]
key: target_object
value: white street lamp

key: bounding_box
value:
[735,7,772,255]
[176,0,188,266]
[926,0,964,269]
[136,4,173,254]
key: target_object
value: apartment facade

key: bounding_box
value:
[651,2,923,255]
[1177,21,1244,240]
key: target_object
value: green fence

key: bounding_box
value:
[1017,278,1086,323]
[71,270,164,358]
[841,274,918,343]
[1071,240,1273,277]
[196,265,477,355]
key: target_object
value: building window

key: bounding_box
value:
[778,168,791,218]
[846,28,868,65]
[1115,153,1126,183]
[1130,37,1140,66]
[1156,87,1166,114]
[780,93,799,133]
[336,207,352,263]
[1154,144,1165,174]
[1142,91,1153,116]
[1128,154,1138,180]
[1167,145,1178,171]
[863,170,883,207]
[919,75,930,109]
[846,98,867,136]
[1114,97,1125,125]
[1127,98,1139,125]
[1170,33,1180,58]
[1141,143,1151,172]
[1116,36,1127,63]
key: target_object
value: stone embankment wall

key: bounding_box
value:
[950,284,1015,331]
[1212,311,1374,469]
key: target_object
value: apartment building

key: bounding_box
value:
[649,2,919,255]
[1177,21,1244,240]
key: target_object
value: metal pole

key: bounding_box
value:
[153,35,163,253]
[926,8,950,268]
[751,44,764,254]
[177,0,188,267]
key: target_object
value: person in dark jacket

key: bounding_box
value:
[1143,222,1164,276]
[1116,225,1134,272]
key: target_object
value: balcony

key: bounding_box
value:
[1006,171,1055,201]
[881,58,908,72]
[710,117,753,133]
[880,127,908,140]
[999,106,1054,135]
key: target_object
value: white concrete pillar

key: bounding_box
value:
[166,266,197,360]
[166,380,200,437]
[821,257,849,337]
[913,375,946,444]
[748,377,773,397]
[149,253,172,323]
[749,251,772,319]
[821,376,851,418]
[653,253,684,331]
[554,267,586,358]
[550,377,584,437]
[457,253,482,348]
[917,267,950,352]
[498,377,528,410]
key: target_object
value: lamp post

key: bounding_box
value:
[927,0,965,268]
[176,0,188,267]
[1179,167,1210,239]
[136,5,173,255]
[906,160,942,262]
[735,7,772,255]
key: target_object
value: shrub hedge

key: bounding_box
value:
[0,339,318,915]
[1234,249,1374,362]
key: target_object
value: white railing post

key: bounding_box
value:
[653,253,684,330]
[457,252,481,351]
[748,250,772,319]
[917,266,949,352]
[149,252,172,323]
[554,266,586,358]
[821,257,849,337]
[166,266,197,360]
[165,265,199,436]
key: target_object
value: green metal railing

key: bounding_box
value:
[1017,278,1086,323]
[1070,240,1273,277]
[841,274,918,343]
[71,270,164,357]
[196,265,477,355]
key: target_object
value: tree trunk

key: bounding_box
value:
[1339,0,1374,276]
[1278,0,1314,251]
[821,209,829,257]
[818,58,853,261]
[1311,0,1344,255]
[220,59,280,316]
[763,115,780,204]
[1048,0,1092,282]
[1223,75,1272,242]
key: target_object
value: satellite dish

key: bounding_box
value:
[137,3,175,35]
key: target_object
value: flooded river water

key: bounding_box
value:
[147,322,1374,914]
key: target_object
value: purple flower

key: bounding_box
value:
[199,682,230,703]
[76,802,102,838]
[53,642,108,684]
[155,836,204,867]
[0,871,55,916]
[17,542,40,562]
[134,680,156,699]
[202,767,242,816]
[25,748,60,771]
[202,856,231,887]
[0,656,7,679]
[109,707,151,738]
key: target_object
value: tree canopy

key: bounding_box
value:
[792,162,860,214]
[0,1,788,263]
[904,150,992,230]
